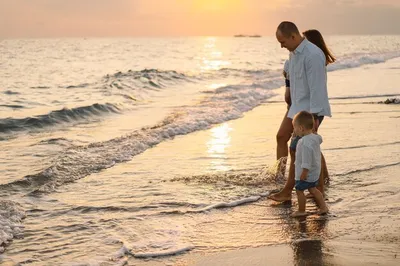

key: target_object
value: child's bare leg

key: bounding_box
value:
[308,187,328,215]
[292,190,307,217]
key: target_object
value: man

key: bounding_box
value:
[269,21,331,202]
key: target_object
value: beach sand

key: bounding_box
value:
[129,60,400,266]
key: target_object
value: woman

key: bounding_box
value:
[276,29,335,193]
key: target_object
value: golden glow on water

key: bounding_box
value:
[208,83,227,89]
[199,37,230,71]
[207,123,232,171]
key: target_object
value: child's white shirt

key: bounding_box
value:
[295,133,322,182]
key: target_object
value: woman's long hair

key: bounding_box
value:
[303,29,336,65]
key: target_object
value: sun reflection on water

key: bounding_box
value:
[207,123,232,171]
[199,37,230,71]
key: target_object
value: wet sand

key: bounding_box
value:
[126,92,399,266]
[177,96,400,266]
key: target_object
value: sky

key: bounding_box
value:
[0,0,400,38]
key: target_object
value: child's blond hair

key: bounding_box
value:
[293,111,314,130]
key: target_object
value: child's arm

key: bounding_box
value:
[300,168,309,181]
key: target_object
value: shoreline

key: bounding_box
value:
[1,57,399,265]
[129,94,400,266]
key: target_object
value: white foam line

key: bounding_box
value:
[187,192,271,213]
[25,82,278,195]
[114,245,130,259]
[0,200,26,254]
[132,245,194,258]
[327,51,400,72]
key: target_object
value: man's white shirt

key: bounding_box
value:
[287,39,331,119]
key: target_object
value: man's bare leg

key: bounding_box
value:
[276,112,293,176]
[268,149,296,202]
[276,111,293,160]
[307,153,328,198]
[317,153,328,193]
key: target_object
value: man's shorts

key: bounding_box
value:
[295,180,318,191]
[289,115,324,151]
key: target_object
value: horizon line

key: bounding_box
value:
[2,33,400,40]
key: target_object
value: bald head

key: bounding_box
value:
[277,21,300,37]
[276,21,304,52]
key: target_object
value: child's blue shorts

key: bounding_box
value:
[295,180,318,191]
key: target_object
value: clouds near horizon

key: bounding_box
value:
[0,0,399,37]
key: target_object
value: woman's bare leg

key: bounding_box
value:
[268,149,296,202]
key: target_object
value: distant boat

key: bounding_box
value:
[234,34,262,38]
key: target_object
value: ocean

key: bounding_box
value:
[1,36,400,265]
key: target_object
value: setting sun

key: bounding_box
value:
[190,0,244,12]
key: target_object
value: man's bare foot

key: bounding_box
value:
[318,208,328,215]
[292,211,308,217]
[268,192,292,202]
